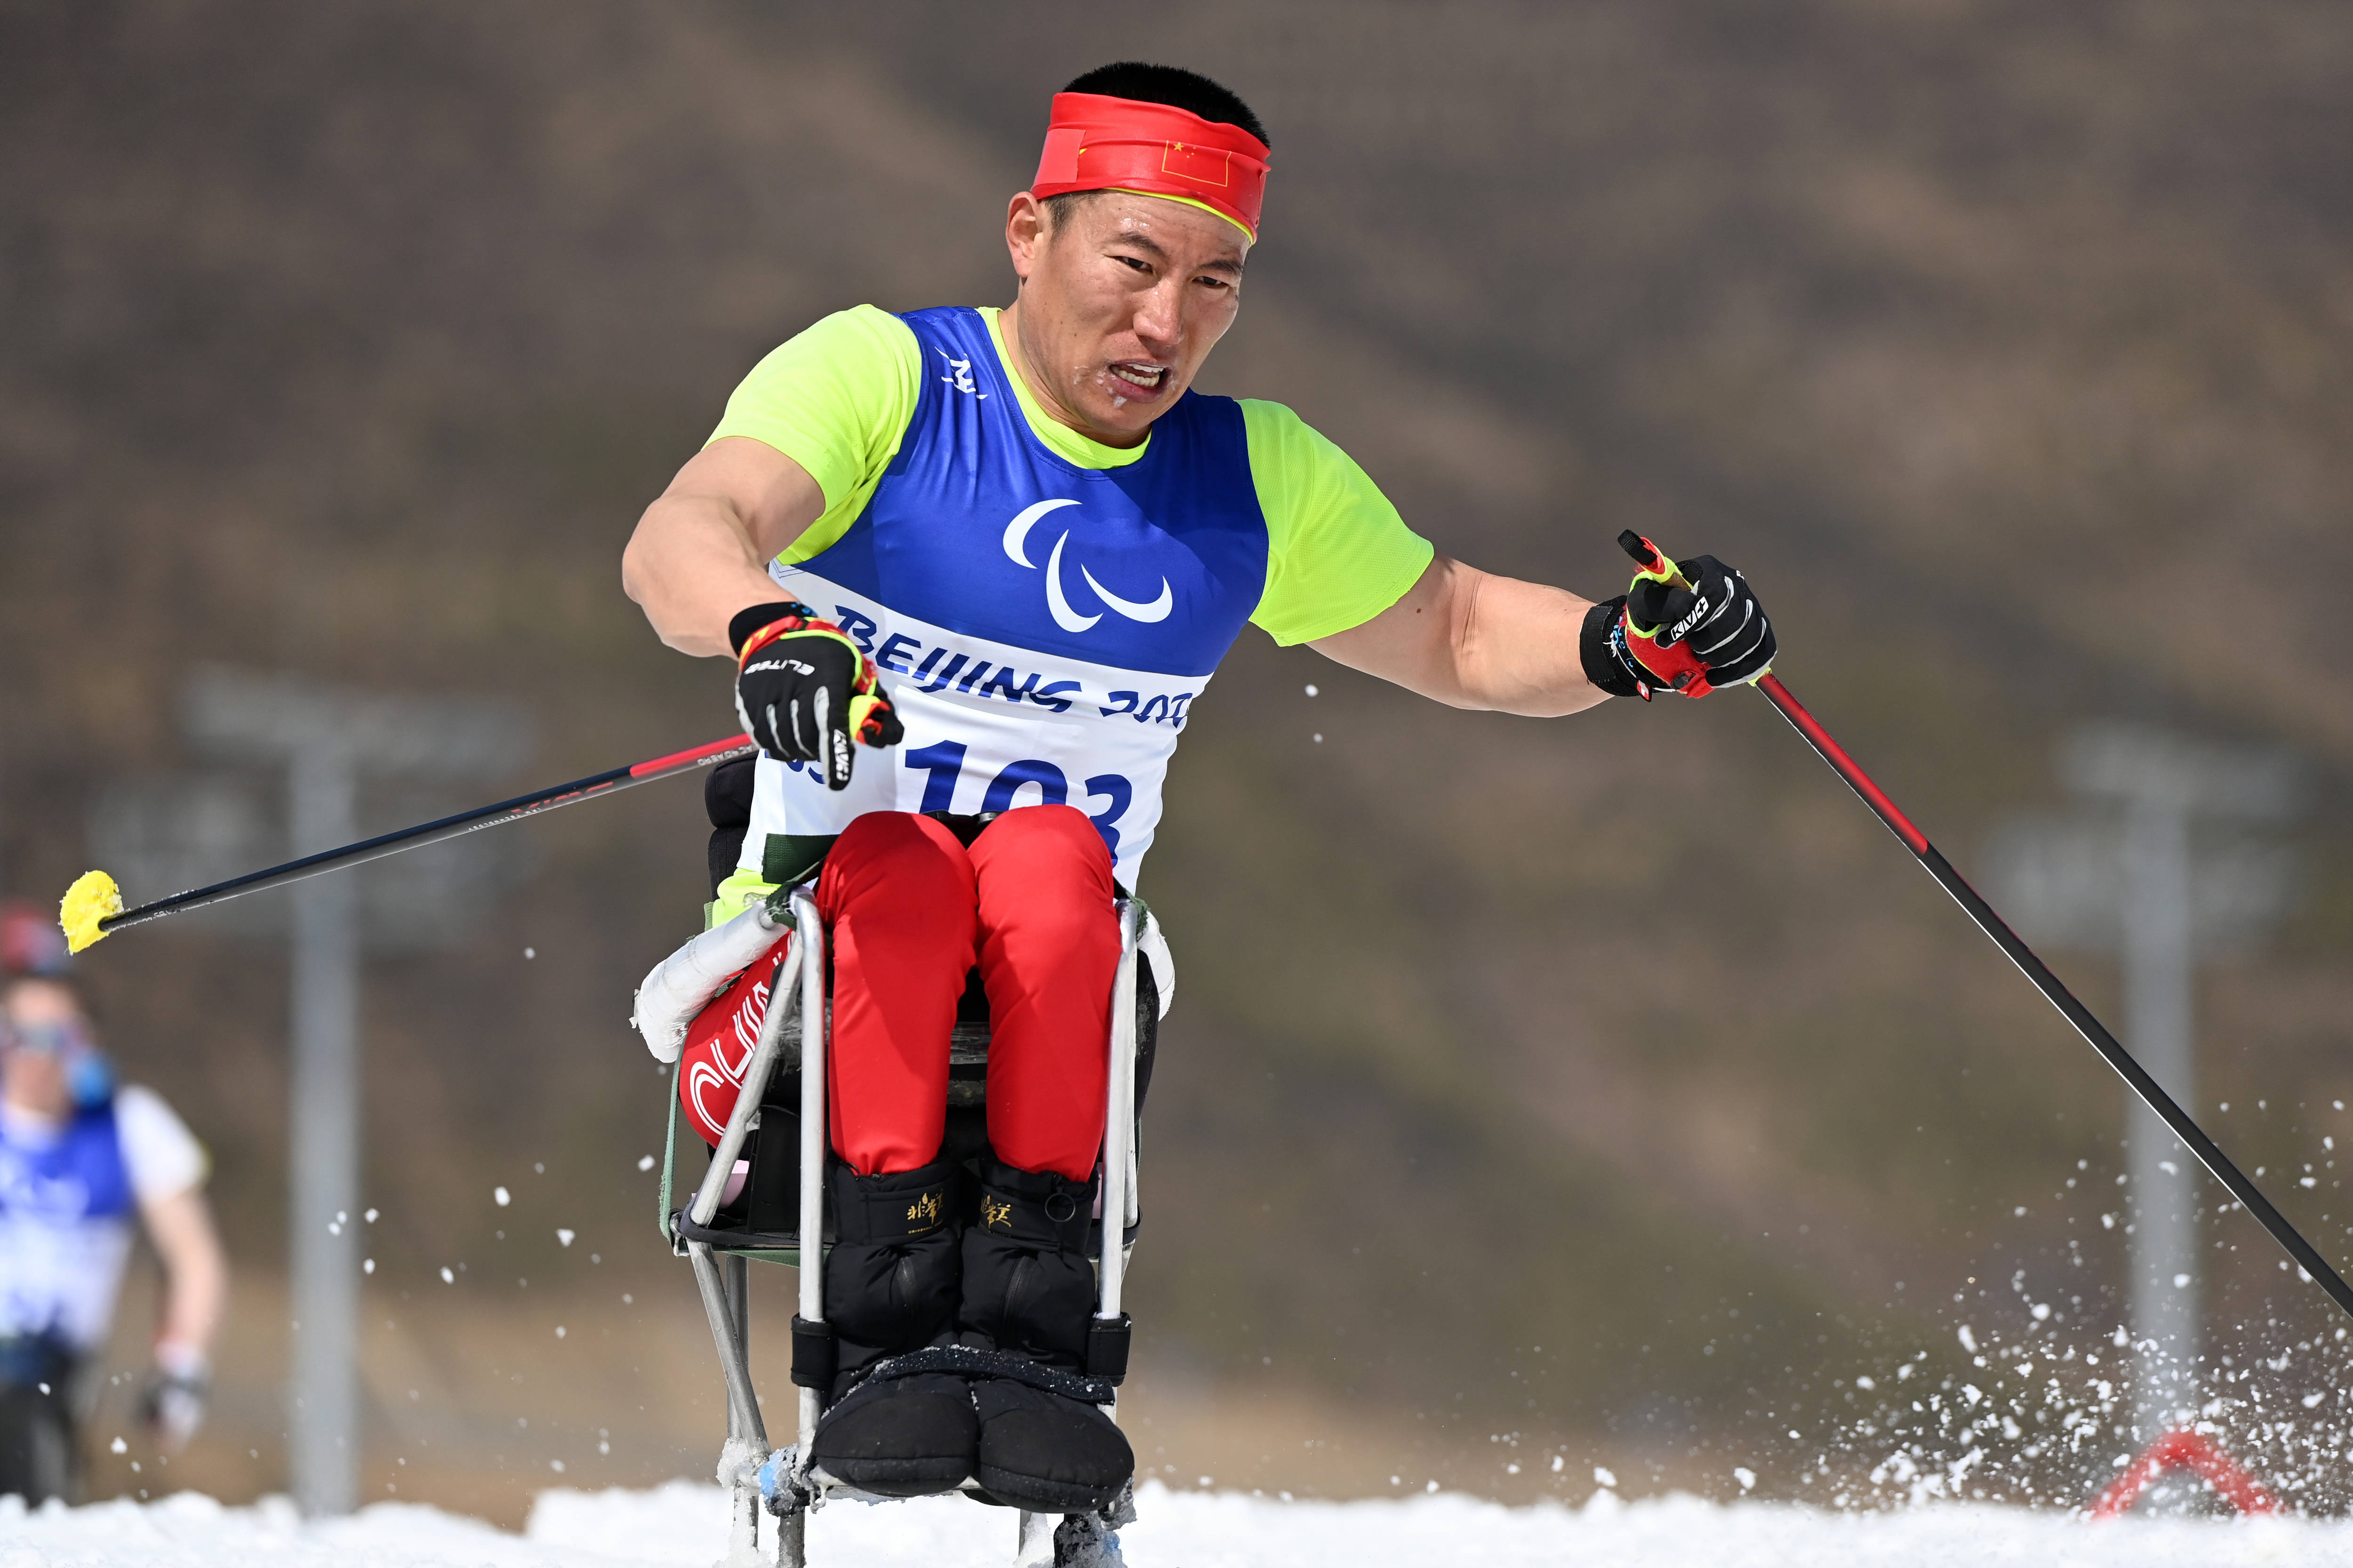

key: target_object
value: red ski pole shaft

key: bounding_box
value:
[63,733,755,949]
[1754,671,2353,1326]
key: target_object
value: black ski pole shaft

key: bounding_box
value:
[1755,670,2353,1325]
[63,732,755,951]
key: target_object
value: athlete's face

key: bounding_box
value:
[1001,190,1247,448]
[0,979,78,1118]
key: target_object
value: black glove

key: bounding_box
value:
[1581,535,1776,699]
[730,601,905,787]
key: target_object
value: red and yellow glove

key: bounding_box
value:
[1579,532,1777,701]
[729,601,904,789]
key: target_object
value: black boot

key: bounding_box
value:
[807,1158,975,1497]
[959,1156,1134,1513]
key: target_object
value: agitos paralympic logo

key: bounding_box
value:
[1001,499,1175,635]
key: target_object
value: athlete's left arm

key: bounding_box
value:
[1310,555,1609,717]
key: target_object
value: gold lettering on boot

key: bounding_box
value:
[981,1196,1013,1232]
[905,1190,943,1231]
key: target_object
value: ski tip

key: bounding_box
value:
[60,870,122,953]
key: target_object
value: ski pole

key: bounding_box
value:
[60,733,756,952]
[1616,530,2353,1327]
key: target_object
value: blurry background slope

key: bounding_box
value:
[2,0,2350,1522]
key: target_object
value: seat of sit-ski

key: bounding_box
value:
[640,758,1171,1256]
[634,880,1168,1258]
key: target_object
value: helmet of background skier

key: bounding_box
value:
[0,900,72,978]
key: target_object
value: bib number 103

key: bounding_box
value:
[904,742,1133,857]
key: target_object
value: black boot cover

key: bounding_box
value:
[807,1159,974,1497]
[959,1157,1134,1513]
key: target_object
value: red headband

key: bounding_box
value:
[1031,91,1271,240]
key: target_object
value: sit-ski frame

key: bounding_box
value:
[663,888,1146,1568]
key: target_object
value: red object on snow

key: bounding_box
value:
[2087,1429,2275,1518]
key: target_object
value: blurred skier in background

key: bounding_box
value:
[0,911,228,1505]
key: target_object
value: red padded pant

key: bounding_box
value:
[675,804,1119,1181]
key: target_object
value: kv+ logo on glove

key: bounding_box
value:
[1579,532,1776,701]
[730,600,905,788]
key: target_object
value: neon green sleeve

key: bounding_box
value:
[705,305,923,565]
[1241,400,1435,645]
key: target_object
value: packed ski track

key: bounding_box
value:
[7,1480,2353,1568]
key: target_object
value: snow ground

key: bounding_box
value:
[4,1480,2350,1568]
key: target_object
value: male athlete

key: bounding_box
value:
[623,63,1773,1515]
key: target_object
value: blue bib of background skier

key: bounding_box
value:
[801,307,1269,679]
[0,1104,134,1228]
[0,1101,142,1349]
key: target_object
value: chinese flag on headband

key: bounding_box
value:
[1031,92,1271,238]
[1160,140,1232,189]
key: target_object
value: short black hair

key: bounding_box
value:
[1062,62,1267,148]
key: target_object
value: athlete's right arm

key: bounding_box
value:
[623,438,826,657]
[624,305,924,658]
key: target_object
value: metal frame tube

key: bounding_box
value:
[1096,901,1143,1323]
[687,1239,767,1562]
[688,937,804,1228]
[792,887,828,1455]
[1015,1508,1057,1565]
[725,1253,752,1365]
[688,1240,767,1448]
